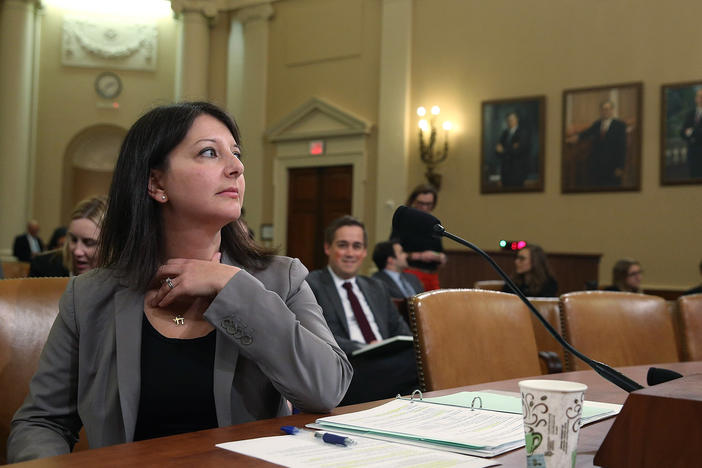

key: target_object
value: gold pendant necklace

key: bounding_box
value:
[172,314,185,325]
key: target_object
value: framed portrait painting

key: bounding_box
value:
[562,82,642,193]
[480,96,545,194]
[660,81,702,185]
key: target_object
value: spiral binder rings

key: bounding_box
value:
[308,389,621,458]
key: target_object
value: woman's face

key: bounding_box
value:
[515,248,532,274]
[68,218,100,274]
[625,264,643,290]
[411,193,435,212]
[151,114,245,228]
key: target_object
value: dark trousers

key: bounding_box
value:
[341,347,419,406]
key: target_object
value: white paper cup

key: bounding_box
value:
[518,379,588,468]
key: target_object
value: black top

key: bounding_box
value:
[683,285,702,296]
[503,275,558,297]
[134,315,218,441]
[389,228,444,272]
[29,250,69,277]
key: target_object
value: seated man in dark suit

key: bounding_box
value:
[307,216,418,405]
[371,240,424,299]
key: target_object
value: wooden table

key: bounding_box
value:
[9,361,701,467]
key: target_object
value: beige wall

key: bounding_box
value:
[22,0,702,290]
[265,0,382,240]
[405,0,702,290]
[32,5,178,232]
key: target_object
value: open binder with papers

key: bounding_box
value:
[308,390,622,458]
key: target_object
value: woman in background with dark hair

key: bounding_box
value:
[391,183,446,291]
[47,227,67,250]
[503,244,558,297]
[29,196,106,277]
[9,102,352,462]
[604,258,643,293]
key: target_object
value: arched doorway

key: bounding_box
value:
[61,124,126,220]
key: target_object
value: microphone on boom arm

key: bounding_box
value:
[391,205,646,393]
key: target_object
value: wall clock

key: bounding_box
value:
[94,71,122,99]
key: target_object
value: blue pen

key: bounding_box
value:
[280,426,356,447]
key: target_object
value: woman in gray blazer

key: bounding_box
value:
[8,102,353,462]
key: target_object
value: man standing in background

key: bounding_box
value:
[680,88,702,179]
[495,111,531,188]
[567,100,627,187]
[12,220,44,262]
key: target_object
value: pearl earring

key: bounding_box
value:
[161,195,167,201]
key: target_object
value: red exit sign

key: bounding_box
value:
[309,140,325,155]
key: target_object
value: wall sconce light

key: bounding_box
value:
[417,105,451,189]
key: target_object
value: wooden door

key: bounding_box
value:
[287,165,352,271]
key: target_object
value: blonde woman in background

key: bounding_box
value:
[29,195,107,277]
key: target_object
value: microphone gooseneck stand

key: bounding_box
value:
[435,224,644,393]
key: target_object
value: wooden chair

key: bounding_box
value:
[0,277,74,463]
[1,261,30,279]
[677,293,702,361]
[560,291,679,371]
[472,280,505,291]
[408,289,542,392]
[529,297,565,373]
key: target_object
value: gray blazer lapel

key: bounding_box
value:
[114,287,144,442]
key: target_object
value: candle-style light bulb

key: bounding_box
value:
[417,106,426,117]
[418,119,429,131]
[431,106,440,115]
[442,121,453,131]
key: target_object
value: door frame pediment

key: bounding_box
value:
[266,98,373,253]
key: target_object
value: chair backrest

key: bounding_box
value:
[677,293,702,361]
[1,261,30,279]
[408,289,541,392]
[529,297,567,373]
[472,280,505,291]
[560,291,679,371]
[0,277,70,464]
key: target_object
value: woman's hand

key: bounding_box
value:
[412,250,446,264]
[150,252,240,307]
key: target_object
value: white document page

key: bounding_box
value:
[315,399,524,449]
[217,434,499,468]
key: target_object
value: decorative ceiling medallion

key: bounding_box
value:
[62,15,158,71]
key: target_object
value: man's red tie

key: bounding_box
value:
[343,282,377,343]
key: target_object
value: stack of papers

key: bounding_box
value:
[308,390,621,458]
[216,390,622,466]
[217,434,499,468]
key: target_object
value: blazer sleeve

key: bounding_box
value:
[7,279,82,463]
[204,259,353,413]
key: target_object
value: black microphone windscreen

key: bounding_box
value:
[647,367,683,386]
[392,205,441,237]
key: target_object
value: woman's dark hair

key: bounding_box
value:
[512,244,554,296]
[372,240,398,270]
[99,101,274,290]
[612,258,640,292]
[48,227,67,250]
[405,184,438,208]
